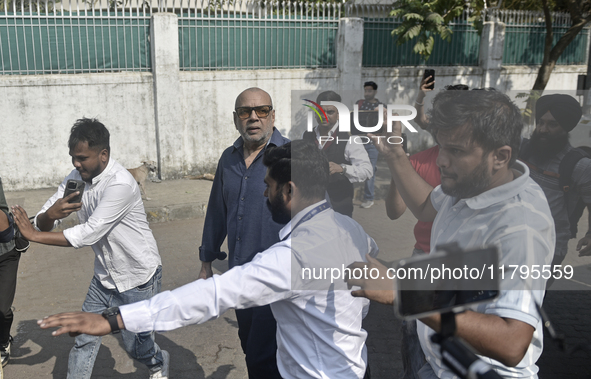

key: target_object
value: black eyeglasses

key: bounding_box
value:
[235,105,273,120]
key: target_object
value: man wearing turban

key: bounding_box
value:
[519,94,591,276]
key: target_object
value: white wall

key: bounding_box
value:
[0,14,587,191]
[0,72,157,190]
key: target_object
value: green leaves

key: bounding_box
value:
[389,0,464,60]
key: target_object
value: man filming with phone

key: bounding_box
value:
[11,118,169,379]
[348,90,555,378]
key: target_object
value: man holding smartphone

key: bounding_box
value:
[349,90,554,378]
[12,118,168,379]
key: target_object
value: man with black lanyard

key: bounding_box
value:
[38,140,378,379]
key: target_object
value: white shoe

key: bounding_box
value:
[0,336,12,368]
[360,200,374,209]
[149,350,169,379]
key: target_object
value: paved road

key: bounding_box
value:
[4,194,591,378]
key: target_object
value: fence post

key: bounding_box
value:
[479,21,505,89]
[337,17,364,91]
[150,13,184,180]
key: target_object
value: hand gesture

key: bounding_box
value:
[345,254,395,305]
[198,261,214,280]
[368,108,405,160]
[419,75,434,94]
[38,312,113,337]
[10,205,36,241]
[329,162,344,175]
[577,235,591,257]
[44,192,83,221]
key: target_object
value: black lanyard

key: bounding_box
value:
[281,202,330,241]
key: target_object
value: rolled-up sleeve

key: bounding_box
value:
[63,182,135,248]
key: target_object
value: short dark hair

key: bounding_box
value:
[316,91,341,103]
[444,84,469,91]
[429,89,523,166]
[263,140,329,200]
[68,118,110,153]
[364,81,378,90]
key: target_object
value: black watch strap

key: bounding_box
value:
[102,307,121,334]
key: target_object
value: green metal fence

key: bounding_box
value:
[0,5,151,75]
[1,1,588,76]
[177,2,341,71]
[503,25,588,65]
[362,18,480,67]
[487,9,588,65]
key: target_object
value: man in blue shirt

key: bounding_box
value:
[198,87,289,378]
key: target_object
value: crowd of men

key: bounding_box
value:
[0,81,589,379]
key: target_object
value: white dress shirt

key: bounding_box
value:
[35,159,161,292]
[310,123,373,183]
[120,200,379,379]
[418,162,554,378]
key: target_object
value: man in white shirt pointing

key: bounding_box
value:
[12,118,168,379]
[37,139,378,379]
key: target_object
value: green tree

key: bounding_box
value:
[390,0,591,91]
[390,0,471,60]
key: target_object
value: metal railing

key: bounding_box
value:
[1,0,587,75]
[485,9,588,65]
[0,0,152,74]
[176,1,341,71]
[361,8,480,67]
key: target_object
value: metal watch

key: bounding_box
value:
[340,164,347,175]
[102,307,121,334]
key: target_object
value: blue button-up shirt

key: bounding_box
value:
[199,128,290,268]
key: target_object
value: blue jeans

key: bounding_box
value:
[363,143,379,201]
[401,249,428,379]
[67,266,165,379]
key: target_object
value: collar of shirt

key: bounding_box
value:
[313,122,339,149]
[463,160,530,210]
[278,200,329,240]
[90,158,115,186]
[232,127,283,152]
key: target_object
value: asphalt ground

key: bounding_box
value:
[2,160,591,378]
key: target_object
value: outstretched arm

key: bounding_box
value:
[12,205,72,247]
[40,246,292,336]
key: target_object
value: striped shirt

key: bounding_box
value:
[417,161,555,378]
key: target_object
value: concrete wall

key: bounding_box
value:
[0,16,587,191]
[0,73,157,190]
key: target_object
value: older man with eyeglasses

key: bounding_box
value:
[197,87,289,378]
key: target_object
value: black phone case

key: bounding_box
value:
[423,69,435,90]
[63,180,85,203]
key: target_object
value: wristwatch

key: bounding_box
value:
[102,307,121,334]
[340,164,347,175]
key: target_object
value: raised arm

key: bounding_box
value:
[385,178,406,220]
[370,113,437,222]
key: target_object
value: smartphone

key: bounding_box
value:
[395,245,499,320]
[423,69,435,90]
[63,179,85,203]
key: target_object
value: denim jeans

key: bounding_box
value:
[363,143,379,201]
[401,248,428,379]
[67,266,165,379]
